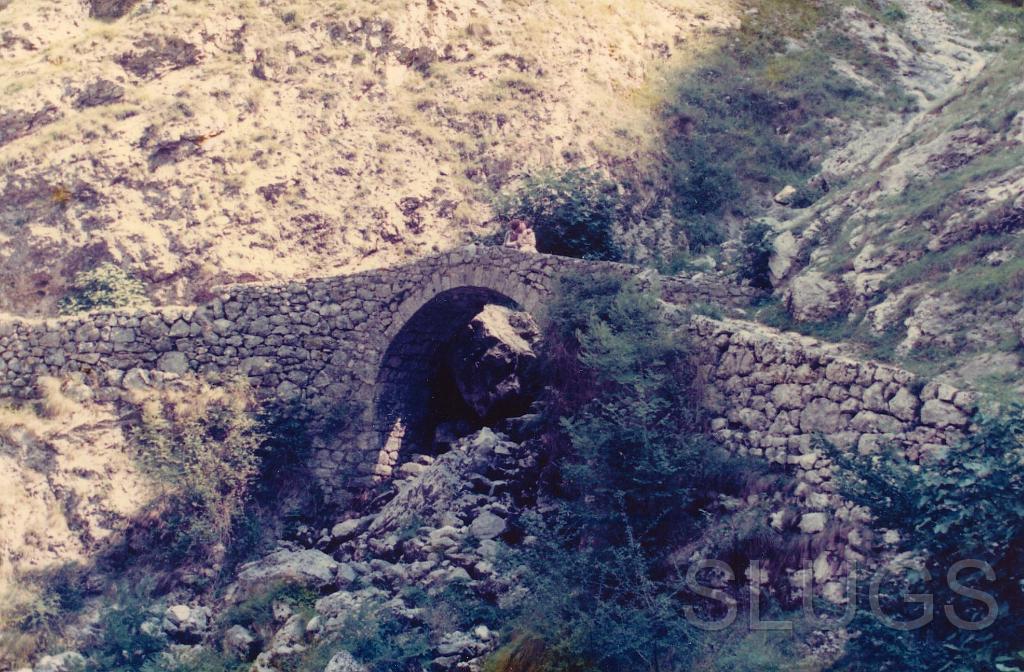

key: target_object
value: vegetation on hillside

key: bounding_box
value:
[0,378,338,670]
[661,0,914,253]
[482,273,806,671]
[58,263,149,315]
[497,168,624,261]
[827,403,1024,672]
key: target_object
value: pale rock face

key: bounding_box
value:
[770,229,798,284]
[786,271,847,322]
[899,295,964,355]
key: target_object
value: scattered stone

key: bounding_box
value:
[773,184,798,205]
[163,604,210,642]
[223,625,260,661]
[331,516,373,543]
[799,512,827,534]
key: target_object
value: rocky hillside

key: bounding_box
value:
[4,0,1022,395]
[0,0,736,315]
[759,0,1024,393]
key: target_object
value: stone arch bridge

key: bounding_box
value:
[0,247,974,500]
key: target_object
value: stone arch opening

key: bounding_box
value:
[372,285,531,475]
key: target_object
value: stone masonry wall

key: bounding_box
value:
[0,246,975,503]
[692,316,977,485]
[0,247,758,499]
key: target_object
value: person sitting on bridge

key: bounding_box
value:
[503,218,537,253]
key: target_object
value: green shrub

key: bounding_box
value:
[59,263,149,314]
[497,168,623,261]
[827,403,1024,671]
[736,220,777,289]
[131,379,264,568]
[220,582,318,635]
[84,589,167,672]
[671,147,741,218]
[307,601,432,672]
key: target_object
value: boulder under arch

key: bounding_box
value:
[370,284,535,477]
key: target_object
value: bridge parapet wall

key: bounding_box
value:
[2,246,970,501]
[691,316,978,488]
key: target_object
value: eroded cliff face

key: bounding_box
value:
[0,377,151,591]
[762,0,1024,392]
[0,0,737,316]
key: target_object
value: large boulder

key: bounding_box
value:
[786,271,848,322]
[447,305,541,421]
[231,549,339,603]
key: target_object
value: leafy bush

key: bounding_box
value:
[497,168,623,261]
[84,588,168,672]
[305,601,433,672]
[131,378,264,567]
[827,403,1024,671]
[59,263,149,314]
[736,220,777,289]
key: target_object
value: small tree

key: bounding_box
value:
[736,220,777,289]
[132,378,263,567]
[498,168,623,261]
[59,263,148,314]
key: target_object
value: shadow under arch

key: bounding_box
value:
[372,285,528,475]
